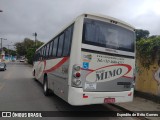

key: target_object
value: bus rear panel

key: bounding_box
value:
[68,14,135,105]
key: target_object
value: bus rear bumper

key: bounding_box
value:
[68,87,134,106]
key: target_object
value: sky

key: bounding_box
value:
[0,0,160,49]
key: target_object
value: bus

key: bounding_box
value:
[33,13,136,106]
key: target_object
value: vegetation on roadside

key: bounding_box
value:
[136,29,160,69]
[2,47,16,56]
[15,38,44,64]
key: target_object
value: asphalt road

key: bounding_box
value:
[0,62,138,120]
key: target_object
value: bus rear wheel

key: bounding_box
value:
[33,70,37,81]
[43,75,49,96]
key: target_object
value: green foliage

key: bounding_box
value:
[137,36,160,69]
[26,48,36,64]
[15,42,26,56]
[9,49,16,56]
[136,29,150,41]
[2,47,16,56]
[15,38,44,64]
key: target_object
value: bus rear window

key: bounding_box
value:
[82,18,135,52]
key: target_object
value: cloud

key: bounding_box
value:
[131,11,160,35]
[0,0,160,47]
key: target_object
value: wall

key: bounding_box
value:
[135,59,160,96]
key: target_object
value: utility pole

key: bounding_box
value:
[0,38,7,61]
[0,38,7,52]
[33,32,37,48]
[7,45,11,61]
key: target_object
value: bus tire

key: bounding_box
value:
[33,70,37,81]
[43,75,49,96]
[33,70,35,76]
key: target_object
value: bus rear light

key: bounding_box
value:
[73,64,81,78]
[74,65,81,71]
[72,79,81,86]
[72,64,82,87]
[74,72,81,78]
[128,92,132,96]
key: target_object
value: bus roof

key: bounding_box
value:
[36,13,135,52]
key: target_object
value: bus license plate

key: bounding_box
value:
[104,98,115,103]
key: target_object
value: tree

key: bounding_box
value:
[136,36,160,69]
[149,35,159,39]
[35,40,44,49]
[15,42,26,56]
[15,38,44,64]
[2,47,16,56]
[9,50,17,56]
[26,48,36,64]
[15,38,44,56]
[135,29,150,41]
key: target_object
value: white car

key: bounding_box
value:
[20,59,25,62]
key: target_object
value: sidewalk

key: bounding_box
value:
[116,96,160,120]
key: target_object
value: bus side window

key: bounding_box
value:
[57,33,64,57]
[46,43,50,59]
[38,50,41,61]
[52,37,58,57]
[41,47,43,60]
[44,46,47,59]
[43,46,46,59]
[49,40,54,58]
[63,26,72,56]
[40,48,43,60]
[36,52,38,61]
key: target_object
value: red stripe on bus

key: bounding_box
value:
[82,64,132,73]
[43,57,69,73]
[81,68,94,72]
[44,60,46,70]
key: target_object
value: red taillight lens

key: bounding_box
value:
[75,72,81,78]
[128,92,132,96]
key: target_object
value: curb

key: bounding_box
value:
[134,90,160,104]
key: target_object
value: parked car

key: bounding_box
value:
[0,62,6,71]
[20,59,25,62]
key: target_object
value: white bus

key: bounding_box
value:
[33,13,135,106]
